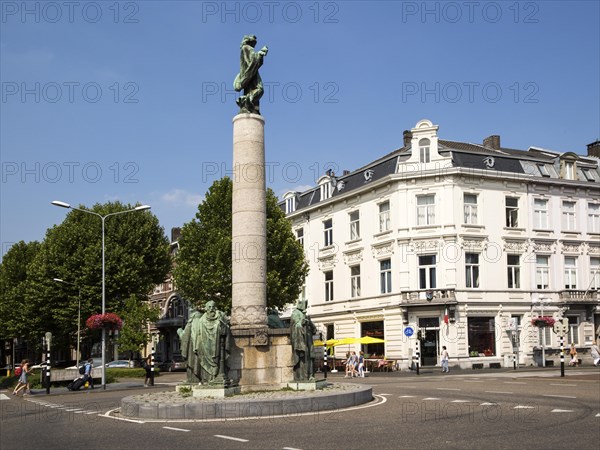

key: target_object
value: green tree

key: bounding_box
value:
[21,201,171,349]
[174,177,308,312]
[0,241,41,341]
[117,295,160,359]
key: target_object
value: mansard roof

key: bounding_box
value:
[281,132,599,214]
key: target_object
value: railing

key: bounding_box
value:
[400,288,456,304]
[558,290,599,302]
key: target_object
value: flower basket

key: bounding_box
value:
[86,313,123,331]
[531,316,555,328]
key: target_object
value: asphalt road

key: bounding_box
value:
[2,368,599,450]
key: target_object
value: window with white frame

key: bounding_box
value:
[349,211,360,240]
[567,316,579,345]
[533,198,549,229]
[507,254,520,289]
[419,255,437,289]
[323,219,333,247]
[350,265,361,298]
[582,168,595,182]
[590,256,600,290]
[419,138,431,163]
[285,195,296,214]
[379,201,390,232]
[538,326,552,348]
[562,201,576,231]
[324,271,334,301]
[417,194,435,226]
[465,253,480,288]
[296,228,304,247]
[564,256,578,289]
[464,193,478,224]
[320,179,332,201]
[505,197,519,228]
[564,161,575,180]
[536,255,550,289]
[380,259,392,294]
[588,203,600,233]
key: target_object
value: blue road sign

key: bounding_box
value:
[404,326,414,337]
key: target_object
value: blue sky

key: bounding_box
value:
[1,0,599,256]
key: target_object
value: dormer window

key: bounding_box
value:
[283,191,298,214]
[537,164,550,177]
[318,176,333,201]
[285,196,296,213]
[582,168,596,182]
[419,138,431,163]
[565,162,575,180]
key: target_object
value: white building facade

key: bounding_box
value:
[282,120,600,369]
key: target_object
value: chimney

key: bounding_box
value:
[343,170,350,175]
[171,227,181,243]
[587,140,600,158]
[483,135,501,150]
[403,130,413,147]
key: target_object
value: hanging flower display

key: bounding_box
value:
[86,313,123,330]
[531,316,555,328]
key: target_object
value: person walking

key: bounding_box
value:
[13,360,31,396]
[358,351,365,377]
[591,341,600,366]
[440,346,449,373]
[143,355,152,386]
[568,343,578,367]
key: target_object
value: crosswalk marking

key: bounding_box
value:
[0,394,10,401]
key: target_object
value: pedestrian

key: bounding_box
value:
[344,352,352,378]
[83,358,94,388]
[350,351,359,377]
[358,351,365,377]
[591,341,600,366]
[568,343,578,367]
[143,355,152,386]
[440,346,449,373]
[13,359,31,396]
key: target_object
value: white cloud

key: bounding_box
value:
[160,189,203,207]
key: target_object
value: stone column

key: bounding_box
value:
[231,113,268,330]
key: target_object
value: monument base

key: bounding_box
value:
[287,379,328,391]
[229,328,293,393]
[192,384,241,399]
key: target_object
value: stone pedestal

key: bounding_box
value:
[228,328,293,393]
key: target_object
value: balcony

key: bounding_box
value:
[558,290,599,305]
[400,288,457,305]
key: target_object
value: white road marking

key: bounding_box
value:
[595,413,600,417]
[379,393,392,396]
[550,383,576,387]
[551,409,574,413]
[451,400,470,403]
[504,382,526,385]
[463,380,483,383]
[480,402,497,406]
[65,408,83,412]
[485,391,513,394]
[436,388,461,391]
[163,426,190,432]
[215,435,249,442]
[543,394,576,399]
[0,394,10,401]
[399,395,416,398]
[282,447,303,450]
[422,397,440,401]
[514,406,535,409]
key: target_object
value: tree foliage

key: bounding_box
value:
[0,241,41,341]
[117,295,160,357]
[0,202,171,350]
[174,177,308,313]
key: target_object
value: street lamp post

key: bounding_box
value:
[537,297,548,368]
[53,278,82,366]
[52,201,151,389]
